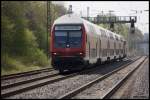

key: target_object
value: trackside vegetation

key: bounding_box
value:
[1,1,66,75]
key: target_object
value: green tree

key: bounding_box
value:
[1,1,67,75]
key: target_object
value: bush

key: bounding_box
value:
[1,53,50,76]
[32,49,49,66]
[22,48,49,67]
[1,54,26,71]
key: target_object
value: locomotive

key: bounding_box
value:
[50,14,127,73]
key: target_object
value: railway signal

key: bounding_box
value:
[130,19,135,33]
[82,15,137,33]
[87,7,90,20]
[68,5,73,14]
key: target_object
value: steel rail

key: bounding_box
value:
[101,56,147,99]
[1,72,59,90]
[1,68,54,80]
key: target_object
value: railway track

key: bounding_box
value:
[1,71,59,90]
[58,56,147,99]
[1,71,76,98]
[101,57,148,99]
[1,67,54,80]
[1,64,99,98]
[1,56,139,99]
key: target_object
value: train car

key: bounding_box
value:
[50,14,127,73]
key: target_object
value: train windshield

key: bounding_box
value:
[54,25,82,48]
[54,31,68,48]
[68,31,82,48]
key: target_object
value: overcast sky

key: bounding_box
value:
[53,1,149,34]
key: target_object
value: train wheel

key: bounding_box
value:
[98,58,101,65]
[119,57,123,61]
[58,63,64,74]
[107,57,110,63]
[112,57,116,62]
[59,69,64,74]
[82,61,89,70]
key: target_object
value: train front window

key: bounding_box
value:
[69,31,82,48]
[54,25,82,48]
[54,31,67,48]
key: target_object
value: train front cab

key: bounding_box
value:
[50,24,87,73]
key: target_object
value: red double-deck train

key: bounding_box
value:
[50,14,127,73]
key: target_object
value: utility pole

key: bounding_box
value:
[47,1,51,58]
[127,25,130,56]
[68,5,73,17]
[109,10,114,17]
[87,6,89,20]
[68,5,73,14]
[130,10,138,56]
[109,10,114,32]
[80,10,82,17]
[101,10,104,16]
[47,1,51,34]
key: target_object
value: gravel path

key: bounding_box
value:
[72,57,145,99]
[6,59,130,99]
[111,58,149,99]
[1,70,58,86]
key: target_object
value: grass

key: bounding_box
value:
[1,54,52,76]
[1,65,51,76]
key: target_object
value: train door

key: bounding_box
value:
[114,42,116,59]
[88,42,90,59]
[99,39,101,58]
[107,40,110,59]
[96,41,98,58]
[119,42,121,58]
[123,41,126,57]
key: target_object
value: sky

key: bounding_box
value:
[53,1,149,34]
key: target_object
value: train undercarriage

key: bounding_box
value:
[52,56,87,73]
[52,54,127,73]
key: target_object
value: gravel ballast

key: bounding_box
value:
[6,59,130,99]
[72,57,145,99]
[111,58,149,99]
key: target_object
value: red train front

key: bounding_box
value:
[50,21,87,73]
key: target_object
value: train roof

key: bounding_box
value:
[53,14,125,41]
[54,14,83,25]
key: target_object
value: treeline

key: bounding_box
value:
[1,1,67,75]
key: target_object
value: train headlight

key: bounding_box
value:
[53,53,57,55]
[79,52,83,55]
